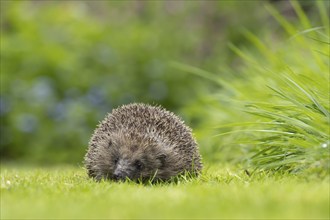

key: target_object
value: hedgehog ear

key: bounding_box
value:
[156,154,167,165]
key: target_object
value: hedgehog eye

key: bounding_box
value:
[134,160,144,170]
[108,141,112,147]
[114,157,119,164]
[156,154,167,166]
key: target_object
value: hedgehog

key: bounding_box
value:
[84,103,202,182]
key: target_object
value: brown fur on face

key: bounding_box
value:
[84,103,202,182]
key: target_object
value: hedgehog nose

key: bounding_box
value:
[113,171,126,181]
[113,173,123,181]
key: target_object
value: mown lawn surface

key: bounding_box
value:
[1,164,329,219]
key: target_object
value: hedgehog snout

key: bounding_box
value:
[113,171,127,181]
[113,159,131,181]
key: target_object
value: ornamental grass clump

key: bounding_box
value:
[177,1,329,174]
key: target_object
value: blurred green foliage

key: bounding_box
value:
[0,1,322,164]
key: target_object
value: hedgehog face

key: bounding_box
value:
[90,132,168,182]
[111,154,164,182]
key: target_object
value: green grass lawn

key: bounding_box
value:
[1,164,329,219]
